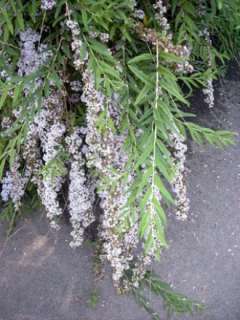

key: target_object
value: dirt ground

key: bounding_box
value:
[1,69,240,320]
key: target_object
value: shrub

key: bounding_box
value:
[0,0,239,317]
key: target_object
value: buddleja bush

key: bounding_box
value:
[0,0,239,316]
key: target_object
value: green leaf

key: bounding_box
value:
[135,133,154,168]
[99,61,120,80]
[139,211,149,237]
[0,157,6,180]
[140,187,152,210]
[154,175,174,204]
[89,39,115,62]
[128,65,151,84]
[160,79,188,104]
[152,196,167,225]
[135,84,152,105]
[144,232,154,253]
[12,82,23,107]
[16,9,24,31]
[1,8,14,35]
[0,86,9,109]
[128,53,153,64]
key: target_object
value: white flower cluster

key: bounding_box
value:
[66,19,88,70]
[81,70,104,166]
[41,0,56,10]
[41,175,64,230]
[23,93,64,176]
[70,80,81,92]
[0,30,54,211]
[1,157,29,210]
[175,45,194,74]
[82,69,139,288]
[198,0,207,18]
[153,0,170,33]
[23,90,96,236]
[38,99,66,227]
[203,79,214,109]
[66,129,95,248]
[202,29,214,109]
[133,9,145,20]
[23,92,66,227]
[1,117,12,130]
[98,158,137,287]
[68,80,82,103]
[199,2,215,108]
[131,253,153,288]
[18,29,52,81]
[89,30,110,43]
[23,121,43,189]
[137,7,193,74]
[108,93,123,125]
[0,69,11,82]
[170,131,189,221]
[43,123,66,163]
[67,13,143,286]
